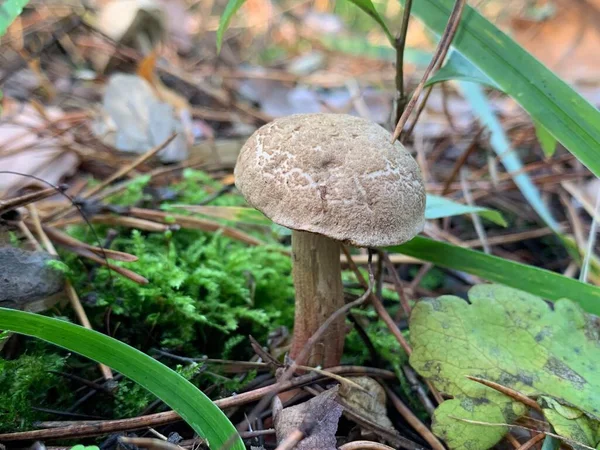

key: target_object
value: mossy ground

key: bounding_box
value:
[0,169,417,433]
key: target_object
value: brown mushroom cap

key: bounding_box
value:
[234,113,426,247]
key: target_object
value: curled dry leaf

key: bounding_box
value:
[274,386,342,450]
[0,104,78,194]
[339,377,394,432]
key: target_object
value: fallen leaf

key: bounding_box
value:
[409,284,600,450]
[339,377,394,432]
[0,104,78,194]
[539,396,600,449]
[274,386,342,450]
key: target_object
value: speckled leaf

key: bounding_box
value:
[409,284,600,450]
[540,397,600,450]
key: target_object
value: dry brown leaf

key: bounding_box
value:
[274,386,342,450]
[339,377,394,432]
[0,104,78,194]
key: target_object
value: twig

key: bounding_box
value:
[402,365,436,416]
[460,168,490,254]
[0,185,66,215]
[43,226,138,262]
[0,367,395,441]
[380,251,412,317]
[274,429,305,450]
[45,134,177,222]
[442,127,484,195]
[394,0,413,123]
[342,246,412,355]
[391,0,467,142]
[128,207,264,245]
[339,442,396,450]
[59,244,148,284]
[27,204,114,381]
[516,433,545,450]
[466,376,541,411]
[85,134,177,198]
[384,386,445,450]
[119,437,183,450]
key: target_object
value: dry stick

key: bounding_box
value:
[17,221,42,251]
[0,368,395,442]
[403,85,435,144]
[460,168,490,254]
[27,205,114,381]
[0,185,65,215]
[45,134,177,222]
[86,134,177,198]
[380,251,412,317]
[442,127,484,195]
[504,433,522,450]
[394,0,413,122]
[384,386,445,450]
[466,376,541,412]
[274,429,305,450]
[338,442,396,450]
[391,0,467,142]
[43,226,138,262]
[515,433,545,450]
[119,437,183,450]
[341,246,411,355]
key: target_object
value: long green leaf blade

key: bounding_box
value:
[0,0,29,37]
[346,0,394,45]
[216,0,246,52]
[425,194,506,226]
[400,0,600,178]
[0,309,244,450]
[388,236,600,316]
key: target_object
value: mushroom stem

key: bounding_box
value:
[290,230,345,367]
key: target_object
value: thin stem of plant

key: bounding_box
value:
[391,0,467,142]
[394,0,413,123]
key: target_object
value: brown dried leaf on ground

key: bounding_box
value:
[274,386,342,450]
[0,104,78,194]
[339,377,394,432]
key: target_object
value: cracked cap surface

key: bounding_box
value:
[234,113,426,247]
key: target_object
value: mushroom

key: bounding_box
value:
[234,113,425,367]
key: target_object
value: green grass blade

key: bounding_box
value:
[216,0,246,52]
[346,0,394,45]
[388,236,600,316]
[0,0,29,37]
[426,51,499,89]
[534,120,558,158]
[0,309,244,450]
[425,194,506,226]
[399,0,600,178]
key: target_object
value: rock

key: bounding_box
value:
[0,247,65,311]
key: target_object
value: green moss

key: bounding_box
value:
[0,353,73,432]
